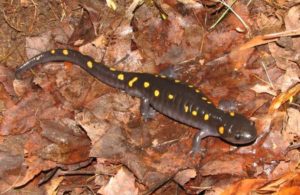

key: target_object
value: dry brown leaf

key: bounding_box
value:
[269,150,300,180]
[92,35,108,48]
[177,0,200,5]
[274,66,300,92]
[199,154,250,177]
[268,5,300,70]
[277,186,300,195]
[75,110,110,145]
[0,66,16,96]
[174,169,197,186]
[221,178,266,195]
[261,112,290,156]
[98,167,138,195]
[0,92,56,135]
[282,108,300,143]
[256,13,283,33]
[25,32,54,58]
[285,5,300,32]
[0,81,15,112]
[258,173,300,194]
[84,93,138,123]
[24,120,91,164]
[251,83,276,96]
[14,156,56,187]
[0,136,25,193]
[44,176,64,195]
[20,0,31,7]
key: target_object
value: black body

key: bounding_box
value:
[15,49,257,153]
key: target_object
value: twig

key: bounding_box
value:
[58,170,96,176]
[0,169,22,194]
[29,0,38,33]
[219,0,250,33]
[209,0,237,30]
[247,0,253,6]
[210,0,251,35]
[1,9,22,32]
[252,74,275,91]
[142,175,174,195]
[289,102,300,108]
[261,61,275,90]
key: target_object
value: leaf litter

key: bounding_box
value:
[0,0,299,194]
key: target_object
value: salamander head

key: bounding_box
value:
[220,113,257,145]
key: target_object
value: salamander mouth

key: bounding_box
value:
[236,134,257,145]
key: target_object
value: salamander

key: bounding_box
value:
[15,49,257,153]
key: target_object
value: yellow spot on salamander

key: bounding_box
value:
[117,74,124,80]
[188,85,193,88]
[144,82,150,88]
[50,50,55,54]
[229,112,235,117]
[219,126,225,135]
[168,94,174,100]
[204,114,209,121]
[202,97,207,101]
[63,49,69,55]
[184,105,189,113]
[192,110,197,116]
[155,75,159,77]
[154,90,160,97]
[207,101,212,104]
[175,80,180,83]
[87,61,93,68]
[160,75,166,78]
[195,89,200,93]
[110,67,116,71]
[128,77,138,87]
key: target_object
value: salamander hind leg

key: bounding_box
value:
[140,98,156,121]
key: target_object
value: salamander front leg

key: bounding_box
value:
[189,129,211,156]
[140,98,156,121]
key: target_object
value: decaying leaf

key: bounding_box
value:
[98,167,138,195]
[1,0,300,194]
[174,169,197,186]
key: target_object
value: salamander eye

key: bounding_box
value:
[235,133,241,140]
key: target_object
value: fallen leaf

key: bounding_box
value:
[174,169,197,186]
[221,178,266,195]
[251,83,276,96]
[98,167,138,195]
[0,136,25,193]
[278,186,300,195]
[25,120,91,164]
[0,92,56,135]
[14,156,56,187]
[0,66,16,96]
[282,108,300,143]
[200,154,252,177]
[44,175,64,194]
[274,66,300,92]
[258,173,300,194]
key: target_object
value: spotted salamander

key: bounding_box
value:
[15,49,257,153]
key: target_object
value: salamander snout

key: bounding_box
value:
[221,114,257,145]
